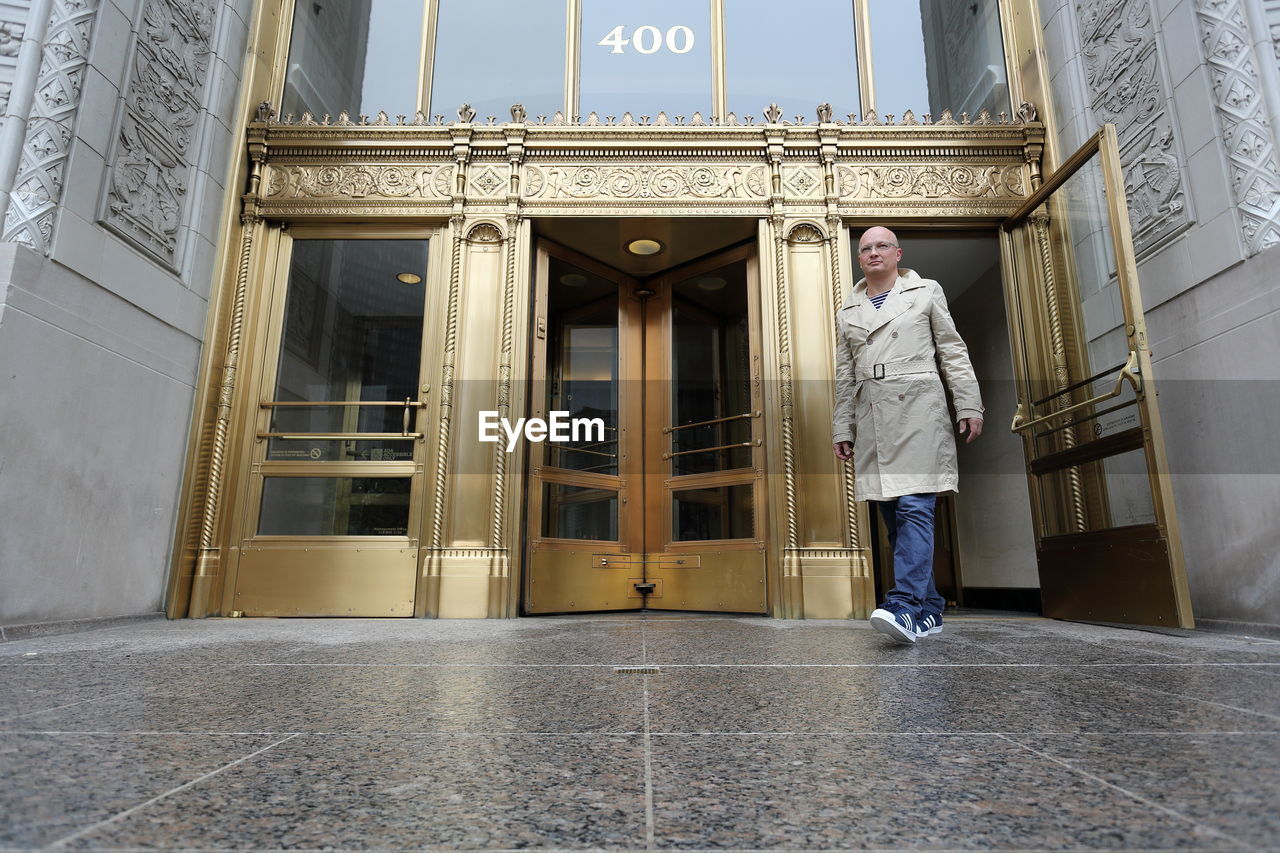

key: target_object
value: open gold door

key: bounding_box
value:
[525,240,767,614]
[1001,125,1193,627]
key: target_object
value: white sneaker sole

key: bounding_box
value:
[869,609,916,644]
[916,625,944,637]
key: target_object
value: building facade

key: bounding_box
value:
[1,0,1277,633]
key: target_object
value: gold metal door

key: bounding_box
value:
[229,228,439,617]
[1001,125,1192,627]
[526,241,767,614]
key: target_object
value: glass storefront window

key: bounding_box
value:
[580,0,712,119]
[868,0,1010,118]
[724,0,859,122]
[282,0,426,120]
[430,0,566,121]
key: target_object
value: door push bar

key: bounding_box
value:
[1010,351,1141,434]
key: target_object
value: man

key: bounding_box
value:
[832,227,983,644]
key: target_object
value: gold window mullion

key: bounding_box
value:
[565,0,581,118]
[419,0,440,118]
[711,0,727,120]
[853,0,874,115]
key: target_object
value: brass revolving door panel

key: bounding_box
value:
[526,240,767,614]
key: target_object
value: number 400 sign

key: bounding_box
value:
[598,25,695,54]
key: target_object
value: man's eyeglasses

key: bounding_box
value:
[858,242,898,255]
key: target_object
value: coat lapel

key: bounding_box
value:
[863,271,924,334]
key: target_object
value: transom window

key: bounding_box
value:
[280,0,1011,124]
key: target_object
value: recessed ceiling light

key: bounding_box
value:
[626,239,663,256]
[560,273,588,287]
[396,272,423,285]
[696,276,726,291]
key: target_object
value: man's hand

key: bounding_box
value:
[959,417,983,443]
[833,440,854,460]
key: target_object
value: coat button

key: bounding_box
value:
[898,393,905,400]
[892,331,898,338]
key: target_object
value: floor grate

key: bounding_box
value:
[613,666,660,674]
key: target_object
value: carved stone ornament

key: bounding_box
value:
[265,164,455,200]
[102,0,219,266]
[787,223,825,244]
[470,166,506,196]
[523,165,769,200]
[783,167,821,197]
[838,164,1026,199]
[1196,0,1280,252]
[466,222,503,243]
[458,103,476,123]
[1076,0,1189,254]
[3,0,100,252]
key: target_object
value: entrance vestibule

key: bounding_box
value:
[856,230,1040,612]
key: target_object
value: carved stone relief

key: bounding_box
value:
[469,166,505,196]
[102,0,218,267]
[1196,0,1280,252]
[265,164,455,200]
[0,9,27,116]
[1075,0,1189,254]
[837,164,1025,199]
[522,165,769,200]
[3,0,98,252]
[782,167,821,198]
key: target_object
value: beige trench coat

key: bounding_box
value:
[832,268,983,501]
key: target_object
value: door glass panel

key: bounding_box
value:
[546,258,619,474]
[271,238,428,416]
[282,0,426,120]
[672,484,754,541]
[258,477,411,536]
[543,483,619,540]
[867,0,1010,118]
[1018,144,1155,538]
[670,259,752,475]
[724,0,859,122]
[580,0,712,119]
[430,0,565,120]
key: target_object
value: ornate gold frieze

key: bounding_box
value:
[245,115,1044,219]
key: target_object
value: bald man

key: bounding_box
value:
[833,227,984,644]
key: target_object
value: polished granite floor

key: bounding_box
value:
[1,613,1278,851]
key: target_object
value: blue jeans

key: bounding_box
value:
[876,493,945,617]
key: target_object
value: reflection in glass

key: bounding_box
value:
[271,240,428,436]
[1037,449,1155,537]
[282,0,425,120]
[670,260,753,476]
[725,0,859,122]
[868,0,1009,118]
[258,477,411,535]
[581,0,712,118]
[431,0,565,120]
[545,258,619,474]
[673,485,754,541]
[543,483,618,540]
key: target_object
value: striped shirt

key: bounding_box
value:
[868,290,890,310]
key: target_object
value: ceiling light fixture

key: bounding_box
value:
[626,239,663,256]
[396,272,423,285]
[560,273,588,287]
[696,276,726,291]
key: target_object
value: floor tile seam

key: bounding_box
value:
[1073,666,1280,723]
[995,732,1253,848]
[6,729,1276,737]
[41,661,1269,669]
[42,733,302,849]
[0,690,140,723]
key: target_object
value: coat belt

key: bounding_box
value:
[855,358,938,381]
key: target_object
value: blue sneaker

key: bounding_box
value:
[916,611,944,637]
[869,606,917,644]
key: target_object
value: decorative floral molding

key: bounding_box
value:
[0,9,29,116]
[1075,0,1189,254]
[523,165,769,200]
[837,164,1025,199]
[2,0,98,252]
[102,0,218,267]
[264,164,455,200]
[1196,0,1280,252]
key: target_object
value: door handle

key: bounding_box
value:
[1011,350,1141,434]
